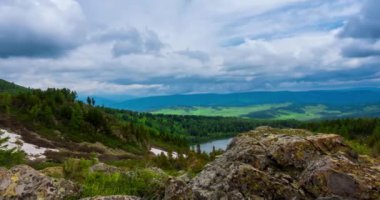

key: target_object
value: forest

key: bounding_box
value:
[1,80,379,156]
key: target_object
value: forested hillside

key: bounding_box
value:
[0,79,27,93]
[103,108,299,143]
[0,87,188,154]
[0,80,300,148]
[301,118,380,155]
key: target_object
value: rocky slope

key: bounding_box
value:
[165,127,380,200]
[1,127,379,199]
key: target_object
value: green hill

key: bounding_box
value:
[113,90,380,111]
[0,79,28,93]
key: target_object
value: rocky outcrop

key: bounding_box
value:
[80,195,141,200]
[0,165,80,200]
[165,127,380,200]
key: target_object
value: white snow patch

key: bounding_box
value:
[0,129,59,160]
[150,147,183,158]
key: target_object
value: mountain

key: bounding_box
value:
[0,79,28,93]
[115,90,380,111]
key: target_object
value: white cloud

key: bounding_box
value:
[0,0,378,96]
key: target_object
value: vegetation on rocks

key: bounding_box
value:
[165,127,380,200]
[0,137,25,168]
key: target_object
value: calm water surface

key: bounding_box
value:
[193,137,233,153]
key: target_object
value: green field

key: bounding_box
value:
[152,103,290,117]
[152,103,380,121]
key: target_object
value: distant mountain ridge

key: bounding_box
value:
[113,90,380,111]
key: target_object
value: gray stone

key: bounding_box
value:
[0,165,80,200]
[165,127,380,200]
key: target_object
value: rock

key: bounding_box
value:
[164,178,192,200]
[165,127,380,200]
[0,165,80,200]
[89,162,120,174]
[40,166,64,178]
[80,195,141,200]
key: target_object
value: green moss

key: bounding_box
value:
[0,137,25,168]
[81,169,168,198]
[345,140,372,155]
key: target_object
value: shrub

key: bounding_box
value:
[81,169,168,199]
[63,158,96,182]
[345,140,371,155]
[0,138,25,168]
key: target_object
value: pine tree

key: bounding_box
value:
[86,96,91,105]
[196,144,201,154]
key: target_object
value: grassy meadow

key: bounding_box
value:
[152,103,380,121]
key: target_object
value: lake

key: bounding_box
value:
[193,137,233,153]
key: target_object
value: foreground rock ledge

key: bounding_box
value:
[165,127,380,200]
[0,165,80,200]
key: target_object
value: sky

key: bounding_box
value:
[0,0,379,97]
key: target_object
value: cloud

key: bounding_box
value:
[0,0,378,96]
[340,0,380,39]
[339,0,380,58]
[341,42,380,58]
[91,27,165,56]
[0,0,85,58]
[177,49,210,63]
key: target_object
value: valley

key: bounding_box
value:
[1,79,380,199]
[152,103,380,120]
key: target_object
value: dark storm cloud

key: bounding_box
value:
[0,0,85,58]
[0,28,77,58]
[294,65,380,83]
[341,44,380,58]
[340,0,380,39]
[339,0,380,58]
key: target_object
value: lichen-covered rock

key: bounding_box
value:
[40,166,64,178]
[80,195,141,200]
[0,165,80,200]
[164,178,193,200]
[165,127,380,200]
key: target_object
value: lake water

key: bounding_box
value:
[193,137,233,153]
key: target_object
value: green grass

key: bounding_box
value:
[82,169,167,198]
[152,103,290,117]
[152,103,365,121]
[273,105,342,121]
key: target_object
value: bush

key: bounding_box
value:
[63,158,96,182]
[0,137,25,168]
[345,140,371,155]
[82,169,168,199]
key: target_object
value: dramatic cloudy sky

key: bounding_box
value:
[0,0,379,97]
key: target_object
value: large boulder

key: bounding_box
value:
[0,165,80,200]
[165,127,380,200]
